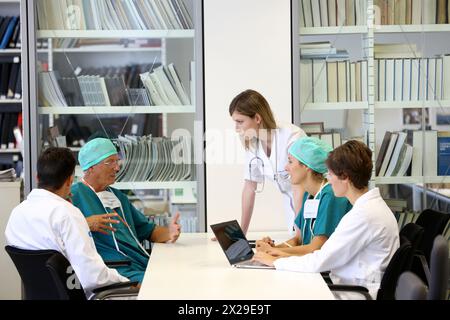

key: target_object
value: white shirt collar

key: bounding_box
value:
[28,188,68,203]
[353,187,381,208]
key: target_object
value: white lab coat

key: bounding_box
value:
[244,123,306,232]
[273,188,400,299]
[5,189,128,297]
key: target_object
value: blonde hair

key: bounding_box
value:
[229,89,277,150]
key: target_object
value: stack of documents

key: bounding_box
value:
[0,168,16,181]
[115,135,192,182]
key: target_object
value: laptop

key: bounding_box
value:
[210,220,275,269]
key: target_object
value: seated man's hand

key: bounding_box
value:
[86,213,120,235]
[168,212,181,243]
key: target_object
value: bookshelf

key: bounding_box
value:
[37,30,195,39]
[24,0,205,232]
[38,106,196,115]
[0,0,24,176]
[294,0,450,211]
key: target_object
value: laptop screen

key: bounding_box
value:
[210,220,254,265]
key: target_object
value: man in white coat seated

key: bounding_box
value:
[5,147,129,297]
[253,140,400,299]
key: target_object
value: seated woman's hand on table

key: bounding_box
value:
[252,251,277,267]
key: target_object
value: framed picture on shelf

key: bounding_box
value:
[402,108,429,126]
[436,111,450,126]
[301,122,324,134]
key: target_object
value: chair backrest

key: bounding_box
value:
[4,246,86,300]
[400,223,424,253]
[415,209,450,263]
[377,238,414,300]
[395,235,449,300]
[428,235,449,300]
[395,271,428,300]
[45,252,87,300]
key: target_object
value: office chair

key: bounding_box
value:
[5,246,139,300]
[328,238,413,300]
[395,235,449,300]
[399,223,424,253]
[412,209,450,284]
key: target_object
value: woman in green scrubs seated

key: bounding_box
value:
[256,136,352,257]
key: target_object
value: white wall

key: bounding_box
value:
[204,0,292,231]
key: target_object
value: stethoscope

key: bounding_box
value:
[249,131,295,212]
[302,181,329,243]
[81,178,150,258]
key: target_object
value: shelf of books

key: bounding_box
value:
[26,0,205,232]
[375,24,450,33]
[303,102,369,110]
[300,26,368,35]
[375,101,450,109]
[37,30,195,39]
[375,176,450,185]
[38,106,196,115]
[0,0,23,177]
[295,0,450,212]
[112,181,197,190]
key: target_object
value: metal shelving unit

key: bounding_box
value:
[293,0,450,210]
[24,0,206,231]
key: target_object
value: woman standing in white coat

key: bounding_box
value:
[253,140,400,298]
[229,89,306,234]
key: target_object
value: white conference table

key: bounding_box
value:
[138,232,334,300]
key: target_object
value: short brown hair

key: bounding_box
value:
[326,140,372,189]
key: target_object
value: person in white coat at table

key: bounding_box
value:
[229,89,306,234]
[5,147,129,297]
[253,140,400,298]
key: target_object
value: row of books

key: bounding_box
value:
[300,59,368,104]
[0,168,16,182]
[38,62,189,107]
[300,42,350,59]
[140,64,191,106]
[115,135,192,182]
[43,38,162,49]
[376,130,450,177]
[37,0,193,30]
[0,16,20,49]
[374,0,450,25]
[0,112,20,149]
[375,56,450,102]
[0,60,21,100]
[300,0,368,27]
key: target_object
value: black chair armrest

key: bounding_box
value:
[320,271,333,285]
[92,286,140,300]
[328,284,373,300]
[104,260,131,267]
[92,281,139,294]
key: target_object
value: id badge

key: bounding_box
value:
[303,199,319,219]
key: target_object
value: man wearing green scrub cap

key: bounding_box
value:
[71,138,181,284]
[256,136,351,260]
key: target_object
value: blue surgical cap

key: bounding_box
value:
[78,138,117,171]
[288,137,332,174]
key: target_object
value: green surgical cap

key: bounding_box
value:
[288,137,333,174]
[78,138,117,171]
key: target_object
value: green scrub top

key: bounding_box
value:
[294,184,352,245]
[71,182,155,283]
